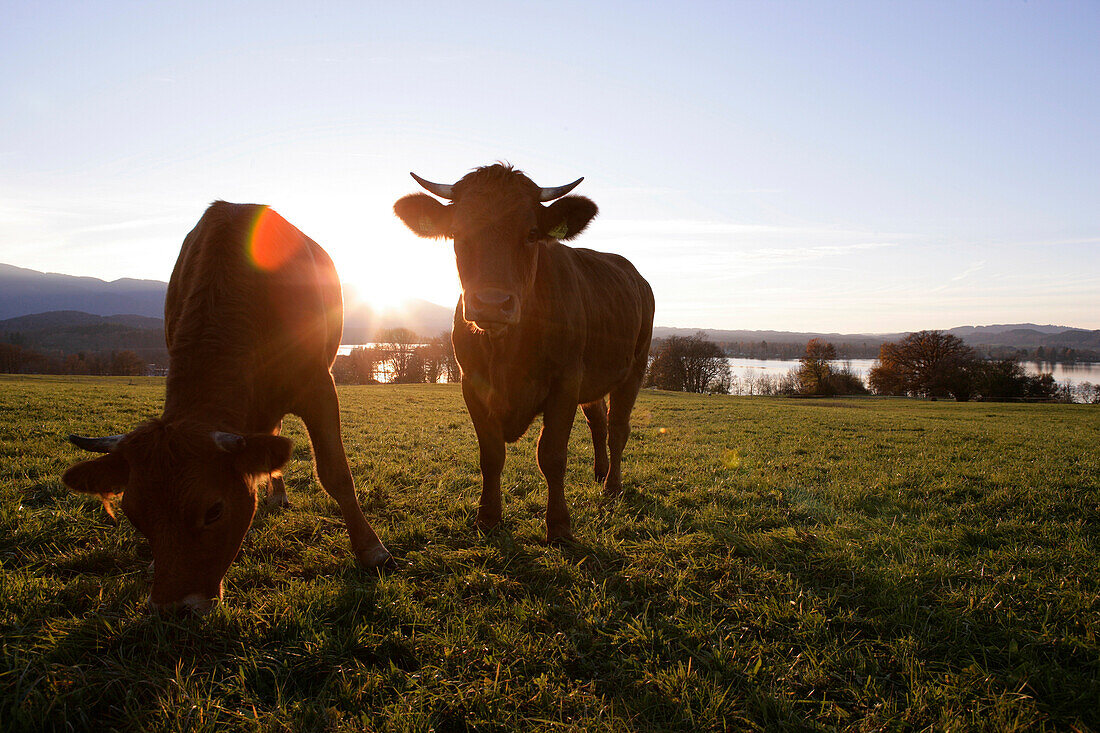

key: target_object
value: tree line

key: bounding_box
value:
[643,331,1092,402]
[644,333,868,397]
[0,342,147,376]
[867,330,1073,402]
[719,339,884,360]
[6,327,1095,403]
[331,329,458,385]
[718,337,1098,364]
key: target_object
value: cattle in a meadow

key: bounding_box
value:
[63,201,392,611]
[394,165,654,543]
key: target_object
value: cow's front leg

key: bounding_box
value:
[297,378,393,570]
[266,420,291,507]
[538,391,579,544]
[462,380,505,532]
[267,474,290,508]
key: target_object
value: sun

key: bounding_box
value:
[347,272,409,311]
[335,239,460,314]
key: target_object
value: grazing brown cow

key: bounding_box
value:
[394,164,654,543]
[62,202,392,611]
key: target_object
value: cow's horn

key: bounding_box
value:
[211,431,246,453]
[410,172,455,200]
[538,177,584,202]
[69,434,125,453]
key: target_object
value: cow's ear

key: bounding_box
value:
[394,194,453,239]
[233,435,293,478]
[539,196,598,241]
[63,453,130,517]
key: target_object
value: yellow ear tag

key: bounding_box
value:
[418,216,435,235]
[548,222,569,239]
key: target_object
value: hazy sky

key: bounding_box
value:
[2,1,1098,332]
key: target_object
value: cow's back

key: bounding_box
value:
[164,202,342,422]
[546,244,654,402]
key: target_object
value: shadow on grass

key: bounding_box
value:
[11,479,1098,731]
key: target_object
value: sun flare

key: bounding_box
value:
[335,240,460,315]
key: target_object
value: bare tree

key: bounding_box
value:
[421,332,459,383]
[869,331,975,400]
[645,332,731,394]
[332,346,382,384]
[377,327,422,383]
[108,350,145,376]
[797,338,837,395]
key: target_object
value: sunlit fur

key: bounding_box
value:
[62,201,391,610]
[395,165,655,543]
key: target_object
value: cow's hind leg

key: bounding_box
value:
[581,399,609,484]
[297,377,392,569]
[605,374,644,498]
[462,380,505,532]
[266,420,291,508]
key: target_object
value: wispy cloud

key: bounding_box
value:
[72,215,187,235]
[950,260,986,282]
[992,236,1100,248]
[737,242,898,264]
[595,218,912,241]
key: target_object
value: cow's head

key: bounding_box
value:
[62,421,291,612]
[394,164,598,335]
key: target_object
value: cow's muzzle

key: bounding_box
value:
[149,593,221,615]
[465,288,519,330]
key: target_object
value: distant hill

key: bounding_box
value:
[1,263,1095,355]
[963,328,1100,349]
[0,263,167,320]
[652,327,896,343]
[945,323,1072,338]
[0,311,168,359]
[0,310,163,332]
[0,263,456,341]
[652,324,1100,357]
[343,299,455,343]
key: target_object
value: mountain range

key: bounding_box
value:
[1,262,1097,354]
[0,263,455,341]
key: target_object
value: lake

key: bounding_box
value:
[339,343,1100,398]
[725,357,1100,392]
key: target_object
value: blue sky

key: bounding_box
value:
[1,1,1097,332]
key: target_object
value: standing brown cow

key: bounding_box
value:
[62,202,392,612]
[394,164,654,543]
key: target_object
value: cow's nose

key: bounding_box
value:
[473,289,516,318]
[181,594,219,614]
[148,593,220,615]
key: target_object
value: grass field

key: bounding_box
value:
[1,374,1098,731]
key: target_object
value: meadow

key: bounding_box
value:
[1,374,1098,731]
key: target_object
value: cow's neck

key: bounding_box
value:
[476,306,551,411]
[161,345,256,429]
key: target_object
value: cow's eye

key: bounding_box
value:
[526,228,540,243]
[203,501,224,526]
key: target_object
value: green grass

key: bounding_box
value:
[1,374,1098,731]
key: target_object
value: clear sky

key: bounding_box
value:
[2,1,1097,332]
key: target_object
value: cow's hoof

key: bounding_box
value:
[355,545,397,573]
[267,494,291,509]
[594,470,609,484]
[602,484,624,502]
[475,518,502,535]
[475,510,502,534]
[546,528,575,546]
